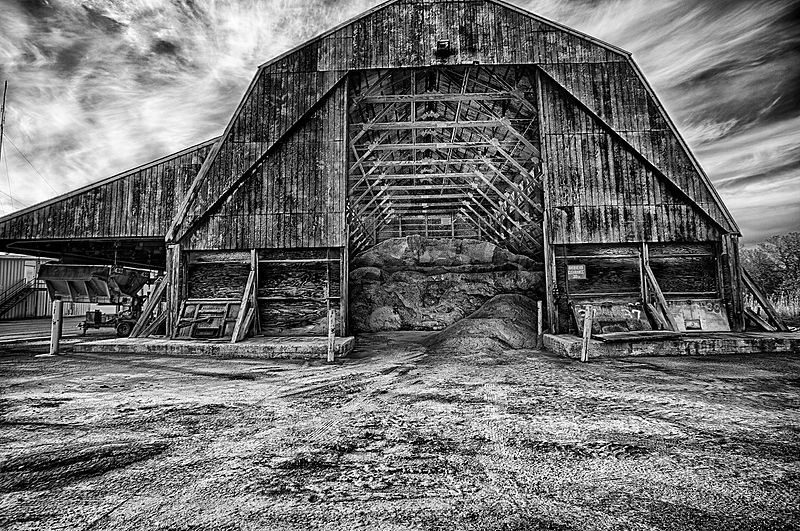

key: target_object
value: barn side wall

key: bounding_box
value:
[0,140,214,242]
[538,71,721,244]
[183,80,347,250]
[537,70,740,333]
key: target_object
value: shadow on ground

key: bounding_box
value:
[0,333,798,530]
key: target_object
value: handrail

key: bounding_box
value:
[0,279,26,299]
[0,278,34,304]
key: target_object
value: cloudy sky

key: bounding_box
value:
[0,0,797,243]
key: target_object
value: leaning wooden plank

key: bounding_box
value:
[241,307,256,340]
[744,308,777,333]
[742,269,788,332]
[231,269,256,343]
[131,276,168,337]
[643,262,678,331]
[140,311,167,338]
[644,300,669,331]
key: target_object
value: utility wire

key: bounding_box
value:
[1,154,29,207]
[2,133,58,193]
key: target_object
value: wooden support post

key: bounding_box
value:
[536,68,558,334]
[166,244,181,338]
[327,306,336,363]
[340,246,349,336]
[727,235,745,332]
[326,249,335,362]
[251,249,261,335]
[536,300,544,349]
[49,299,63,355]
[580,307,595,363]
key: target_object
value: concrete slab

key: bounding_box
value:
[544,331,800,359]
[76,335,356,360]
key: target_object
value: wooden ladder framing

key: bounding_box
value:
[130,276,168,338]
[742,269,788,332]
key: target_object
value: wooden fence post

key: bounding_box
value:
[536,300,544,349]
[49,299,63,355]
[580,307,595,363]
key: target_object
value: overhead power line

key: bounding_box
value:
[2,134,58,194]
[1,154,30,207]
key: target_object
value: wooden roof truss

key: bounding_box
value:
[347,65,543,254]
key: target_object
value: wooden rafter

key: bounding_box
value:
[348,66,544,248]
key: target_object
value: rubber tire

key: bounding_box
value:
[116,321,133,338]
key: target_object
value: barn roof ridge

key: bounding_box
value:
[257,0,630,71]
[0,137,219,226]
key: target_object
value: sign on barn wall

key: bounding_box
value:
[567,264,586,280]
[572,301,652,335]
[666,299,730,332]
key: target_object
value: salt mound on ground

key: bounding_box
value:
[423,294,539,354]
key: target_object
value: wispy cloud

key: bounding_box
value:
[521,0,800,241]
[0,0,797,242]
[0,0,374,208]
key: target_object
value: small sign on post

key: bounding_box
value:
[49,299,63,356]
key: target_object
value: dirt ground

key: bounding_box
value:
[0,332,798,530]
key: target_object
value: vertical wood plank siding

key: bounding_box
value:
[184,81,347,250]
[177,0,730,251]
[1,0,734,254]
[539,62,730,230]
[538,73,720,244]
[0,140,214,241]
[176,0,633,249]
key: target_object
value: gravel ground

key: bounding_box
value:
[0,332,798,530]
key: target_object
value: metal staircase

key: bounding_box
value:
[0,279,43,318]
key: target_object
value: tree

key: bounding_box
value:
[741,247,783,295]
[741,232,800,296]
[770,232,800,292]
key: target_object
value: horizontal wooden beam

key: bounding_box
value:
[357,158,503,167]
[369,202,465,210]
[351,119,532,131]
[356,141,521,152]
[356,184,467,192]
[356,92,520,104]
[353,193,474,202]
[349,172,477,181]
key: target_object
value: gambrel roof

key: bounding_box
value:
[167,0,738,246]
[0,0,739,253]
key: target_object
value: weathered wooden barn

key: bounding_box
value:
[0,0,785,347]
